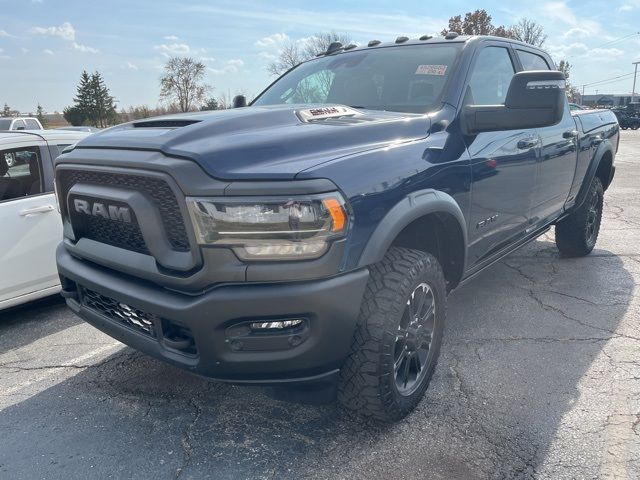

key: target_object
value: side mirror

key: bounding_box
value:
[462,70,566,135]
[232,95,247,108]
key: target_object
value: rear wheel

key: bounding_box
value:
[555,176,603,257]
[631,123,640,131]
[338,247,446,421]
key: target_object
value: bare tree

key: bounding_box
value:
[267,31,352,77]
[160,57,211,112]
[511,18,547,47]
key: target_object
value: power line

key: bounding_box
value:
[580,71,635,88]
[566,31,640,59]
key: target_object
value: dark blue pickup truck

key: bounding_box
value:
[55,34,618,421]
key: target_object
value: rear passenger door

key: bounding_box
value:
[0,140,61,305]
[516,48,578,226]
[463,43,540,267]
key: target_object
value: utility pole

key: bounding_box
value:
[582,84,585,105]
[633,61,640,104]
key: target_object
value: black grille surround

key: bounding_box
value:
[58,169,190,254]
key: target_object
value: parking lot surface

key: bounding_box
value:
[1,131,639,480]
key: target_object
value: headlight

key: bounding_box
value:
[186,193,349,260]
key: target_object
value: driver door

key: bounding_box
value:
[463,44,540,267]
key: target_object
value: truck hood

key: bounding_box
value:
[75,104,431,180]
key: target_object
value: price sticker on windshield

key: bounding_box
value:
[415,65,448,76]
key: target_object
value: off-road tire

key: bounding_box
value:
[337,247,446,421]
[555,176,604,257]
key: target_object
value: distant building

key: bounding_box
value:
[581,93,636,107]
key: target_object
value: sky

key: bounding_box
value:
[0,0,639,113]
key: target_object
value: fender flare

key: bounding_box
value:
[357,189,468,279]
[573,140,614,210]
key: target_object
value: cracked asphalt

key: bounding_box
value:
[1,131,639,480]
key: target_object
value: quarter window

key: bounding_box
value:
[467,47,515,105]
[25,119,41,129]
[517,50,550,71]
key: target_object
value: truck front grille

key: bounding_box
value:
[58,169,190,254]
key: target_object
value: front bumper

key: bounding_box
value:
[57,246,369,384]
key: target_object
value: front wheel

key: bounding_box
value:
[555,176,604,257]
[338,247,446,421]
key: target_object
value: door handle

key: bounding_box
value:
[563,130,578,139]
[19,204,55,217]
[517,138,539,150]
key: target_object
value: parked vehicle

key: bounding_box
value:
[55,34,618,421]
[0,117,44,131]
[612,109,640,130]
[55,126,101,133]
[569,103,585,111]
[0,130,90,310]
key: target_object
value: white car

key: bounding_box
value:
[0,130,91,310]
[0,117,44,131]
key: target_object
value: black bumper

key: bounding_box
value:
[57,246,369,384]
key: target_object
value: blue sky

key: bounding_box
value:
[0,0,639,113]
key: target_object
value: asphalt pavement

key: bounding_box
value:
[1,131,639,480]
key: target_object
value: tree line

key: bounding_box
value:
[8,9,576,128]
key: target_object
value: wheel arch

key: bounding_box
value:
[357,190,467,289]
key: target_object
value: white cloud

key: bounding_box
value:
[154,42,190,57]
[0,47,8,59]
[122,61,138,70]
[562,27,591,39]
[21,48,29,54]
[258,51,277,61]
[209,58,244,75]
[618,4,634,10]
[541,1,601,34]
[73,42,99,53]
[31,21,75,41]
[0,29,12,37]
[547,42,624,62]
[255,32,289,48]
[43,49,54,55]
[164,35,179,41]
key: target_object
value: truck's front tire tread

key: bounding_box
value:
[338,247,446,421]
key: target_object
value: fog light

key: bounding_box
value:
[250,319,303,331]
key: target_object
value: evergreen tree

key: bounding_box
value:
[36,103,48,128]
[73,70,93,125]
[2,103,11,117]
[64,70,118,127]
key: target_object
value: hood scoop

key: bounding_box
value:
[296,105,362,123]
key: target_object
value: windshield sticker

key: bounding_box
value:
[415,65,448,76]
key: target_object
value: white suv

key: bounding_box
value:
[0,130,90,310]
[0,117,44,131]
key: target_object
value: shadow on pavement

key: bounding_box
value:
[0,240,634,479]
[0,294,83,353]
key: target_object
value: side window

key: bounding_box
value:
[280,70,336,104]
[12,119,26,131]
[25,119,41,129]
[0,147,43,202]
[517,50,550,71]
[467,47,515,105]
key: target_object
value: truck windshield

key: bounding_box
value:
[253,44,462,114]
